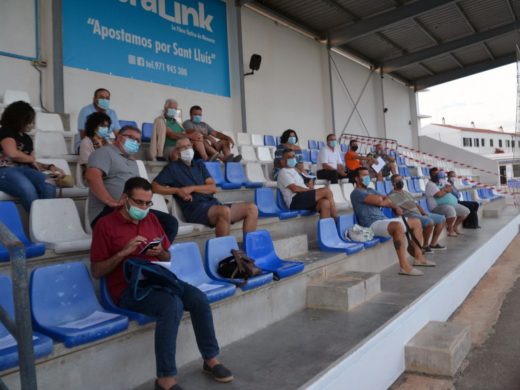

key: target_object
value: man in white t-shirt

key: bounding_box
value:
[277,149,337,219]
[317,134,348,184]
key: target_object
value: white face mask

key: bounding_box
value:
[180,148,194,163]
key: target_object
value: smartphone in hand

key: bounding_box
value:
[139,236,164,254]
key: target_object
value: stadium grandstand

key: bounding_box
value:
[1,0,520,389]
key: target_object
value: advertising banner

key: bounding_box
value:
[63,0,230,97]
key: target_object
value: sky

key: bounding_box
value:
[418,63,518,133]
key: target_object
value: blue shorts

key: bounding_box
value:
[409,212,445,228]
[182,199,223,227]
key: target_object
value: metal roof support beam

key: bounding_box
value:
[382,21,520,72]
[329,0,456,46]
[414,53,516,90]
[236,0,254,6]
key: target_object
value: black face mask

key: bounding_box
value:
[351,145,358,151]
[395,180,404,190]
[431,174,439,182]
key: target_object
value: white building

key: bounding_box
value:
[422,123,520,183]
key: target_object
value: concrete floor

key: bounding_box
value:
[136,206,520,390]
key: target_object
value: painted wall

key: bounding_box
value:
[383,76,414,146]
[240,8,332,146]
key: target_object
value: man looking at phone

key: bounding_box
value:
[91,177,233,389]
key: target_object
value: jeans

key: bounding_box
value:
[119,282,220,377]
[91,206,179,243]
[0,166,56,212]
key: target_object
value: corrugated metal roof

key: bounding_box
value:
[244,0,519,89]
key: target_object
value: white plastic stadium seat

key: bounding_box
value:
[30,198,91,254]
[35,112,65,132]
[239,145,257,162]
[75,163,86,188]
[256,146,273,162]
[136,160,149,180]
[151,193,168,213]
[246,163,276,187]
[237,133,251,145]
[251,134,264,147]
[34,131,75,160]
[329,184,350,210]
[2,90,30,105]
[37,158,88,197]
[341,182,354,202]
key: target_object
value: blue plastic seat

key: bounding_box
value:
[318,141,325,149]
[398,165,409,177]
[384,180,393,194]
[336,215,379,248]
[141,122,153,143]
[118,120,138,129]
[462,191,470,201]
[275,136,281,146]
[406,179,418,193]
[382,207,394,218]
[340,144,348,152]
[276,189,315,216]
[99,278,154,326]
[422,167,430,176]
[225,163,262,188]
[30,262,129,347]
[204,162,241,189]
[244,230,304,279]
[0,275,53,371]
[301,149,310,162]
[205,236,273,290]
[375,181,386,195]
[255,188,299,219]
[317,218,364,255]
[0,201,45,262]
[310,149,319,164]
[264,135,276,147]
[412,178,422,193]
[308,140,317,149]
[419,198,430,213]
[170,242,236,303]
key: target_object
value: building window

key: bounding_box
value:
[474,138,480,147]
[463,137,470,147]
[506,140,510,148]
[514,164,520,177]
[481,138,485,146]
[490,139,494,147]
[499,139,503,148]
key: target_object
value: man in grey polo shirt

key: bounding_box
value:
[85,125,178,242]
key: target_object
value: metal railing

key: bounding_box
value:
[0,221,37,390]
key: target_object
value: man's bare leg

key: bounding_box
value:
[207,205,231,237]
[229,203,258,234]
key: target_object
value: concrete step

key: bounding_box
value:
[307,272,380,311]
[405,321,471,377]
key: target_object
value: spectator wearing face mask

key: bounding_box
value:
[317,134,348,184]
[182,105,241,163]
[152,137,258,237]
[77,88,120,152]
[371,143,398,181]
[149,99,186,161]
[272,129,303,179]
[388,174,446,252]
[277,149,337,218]
[85,125,178,243]
[425,167,470,237]
[447,171,480,229]
[345,139,376,183]
[79,112,112,178]
[350,167,434,276]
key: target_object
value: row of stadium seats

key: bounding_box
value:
[0,230,304,370]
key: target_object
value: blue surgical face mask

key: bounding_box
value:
[287,158,297,168]
[362,175,371,187]
[123,138,140,155]
[328,140,337,148]
[167,108,177,118]
[127,204,149,221]
[288,136,297,145]
[96,126,110,139]
[192,115,202,123]
[97,98,110,110]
